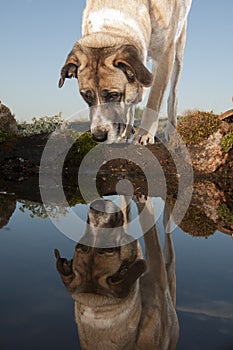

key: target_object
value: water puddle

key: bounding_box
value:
[0,178,232,349]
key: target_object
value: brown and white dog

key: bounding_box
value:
[59,0,192,144]
[55,197,178,349]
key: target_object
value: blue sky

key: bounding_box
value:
[0,0,232,122]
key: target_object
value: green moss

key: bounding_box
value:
[218,203,233,225]
[0,130,12,143]
[221,131,233,153]
[67,194,85,206]
[67,187,97,206]
[72,131,98,157]
[177,111,221,145]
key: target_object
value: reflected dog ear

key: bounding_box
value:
[107,259,147,298]
[58,43,87,88]
[113,45,153,87]
[54,249,74,291]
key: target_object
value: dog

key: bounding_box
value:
[55,197,179,349]
[59,0,192,144]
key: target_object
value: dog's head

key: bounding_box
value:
[59,43,153,142]
[55,199,146,299]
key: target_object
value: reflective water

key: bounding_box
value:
[0,185,232,350]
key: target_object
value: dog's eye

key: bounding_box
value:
[96,249,105,255]
[109,92,120,101]
[96,248,117,256]
[81,89,94,105]
[102,90,121,103]
[76,244,90,254]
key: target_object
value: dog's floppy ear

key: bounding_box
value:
[58,43,87,88]
[54,249,76,292]
[113,45,153,87]
[107,259,146,298]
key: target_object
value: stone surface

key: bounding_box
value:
[171,180,233,237]
[187,129,229,173]
[176,110,233,173]
[0,102,17,134]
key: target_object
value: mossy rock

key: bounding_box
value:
[0,104,11,117]
[218,203,233,225]
[221,131,233,153]
[0,195,16,228]
[179,206,216,237]
[66,131,98,163]
[0,130,12,143]
[176,110,231,173]
[0,103,17,134]
[177,111,221,145]
[74,131,98,155]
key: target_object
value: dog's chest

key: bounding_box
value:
[77,304,134,330]
[74,289,140,329]
[82,3,151,54]
[75,297,141,350]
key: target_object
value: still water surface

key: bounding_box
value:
[0,192,232,350]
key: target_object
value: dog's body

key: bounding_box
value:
[59,0,192,144]
[55,197,178,349]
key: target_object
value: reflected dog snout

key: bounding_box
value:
[91,128,108,142]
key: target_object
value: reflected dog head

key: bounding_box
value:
[55,199,146,299]
[59,44,152,142]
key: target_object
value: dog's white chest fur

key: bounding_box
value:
[87,9,138,33]
[75,284,140,329]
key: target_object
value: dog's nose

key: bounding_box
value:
[90,199,106,212]
[92,128,108,142]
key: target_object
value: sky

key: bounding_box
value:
[0,0,233,122]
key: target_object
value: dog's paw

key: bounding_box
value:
[134,195,154,216]
[117,124,135,143]
[134,129,155,145]
[134,194,147,203]
[164,123,176,142]
[133,194,148,214]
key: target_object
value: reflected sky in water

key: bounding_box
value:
[0,195,232,350]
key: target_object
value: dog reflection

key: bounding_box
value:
[55,198,179,349]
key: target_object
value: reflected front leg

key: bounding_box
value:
[134,195,167,290]
[163,200,176,307]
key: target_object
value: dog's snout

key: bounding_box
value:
[92,128,108,142]
[90,199,106,212]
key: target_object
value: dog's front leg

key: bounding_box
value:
[117,105,135,143]
[135,107,159,145]
[166,22,187,141]
[135,47,175,145]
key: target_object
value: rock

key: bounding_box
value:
[176,110,233,173]
[170,180,233,238]
[0,102,18,134]
[0,195,16,228]
[185,129,229,173]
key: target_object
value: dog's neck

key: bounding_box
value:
[82,3,151,61]
[74,282,141,349]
